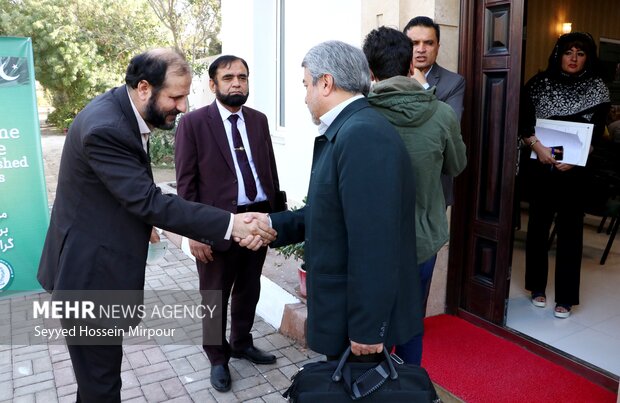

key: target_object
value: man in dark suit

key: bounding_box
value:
[175,55,280,392]
[255,40,422,359]
[404,16,465,122]
[404,15,466,206]
[37,48,275,403]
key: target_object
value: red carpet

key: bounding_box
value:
[421,315,617,403]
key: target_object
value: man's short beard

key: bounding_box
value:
[216,91,249,108]
[144,91,179,130]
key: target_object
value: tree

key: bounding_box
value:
[0,0,13,35]
[0,0,167,128]
[144,0,222,167]
[147,0,221,74]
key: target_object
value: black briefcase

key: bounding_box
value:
[283,347,440,402]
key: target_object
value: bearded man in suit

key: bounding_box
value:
[175,55,281,392]
[37,48,275,403]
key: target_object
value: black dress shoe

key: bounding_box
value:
[231,346,276,364]
[210,364,231,392]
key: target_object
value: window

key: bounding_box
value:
[276,0,286,128]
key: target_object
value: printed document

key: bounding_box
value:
[530,119,593,166]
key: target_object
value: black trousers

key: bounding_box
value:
[201,201,271,365]
[524,161,584,305]
[67,343,123,403]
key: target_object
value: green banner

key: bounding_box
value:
[0,37,48,293]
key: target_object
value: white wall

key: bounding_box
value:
[362,0,460,72]
[187,55,219,110]
[220,0,362,204]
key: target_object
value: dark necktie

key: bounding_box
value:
[228,114,257,201]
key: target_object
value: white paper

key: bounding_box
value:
[530,119,594,166]
[146,241,167,265]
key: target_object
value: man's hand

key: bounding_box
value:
[350,341,384,356]
[150,228,160,243]
[410,67,428,87]
[238,235,264,251]
[232,212,276,251]
[242,212,271,227]
[189,239,214,263]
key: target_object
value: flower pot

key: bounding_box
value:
[298,266,307,298]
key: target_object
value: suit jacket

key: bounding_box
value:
[174,101,280,251]
[37,86,231,292]
[270,98,422,356]
[427,63,466,205]
[427,63,465,122]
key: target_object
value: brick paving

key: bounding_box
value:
[0,234,323,403]
[0,131,321,402]
[2,130,464,403]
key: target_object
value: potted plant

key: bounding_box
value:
[276,241,306,297]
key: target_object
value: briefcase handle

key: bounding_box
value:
[331,346,399,400]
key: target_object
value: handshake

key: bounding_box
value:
[232,212,275,251]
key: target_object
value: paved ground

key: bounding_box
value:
[0,128,320,402]
[1,236,322,403]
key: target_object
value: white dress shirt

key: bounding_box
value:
[215,99,267,206]
[317,94,364,135]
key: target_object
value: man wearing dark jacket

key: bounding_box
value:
[258,41,422,359]
[37,48,275,403]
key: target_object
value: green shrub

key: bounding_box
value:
[276,241,304,262]
[47,106,79,131]
[275,197,306,263]
[149,128,176,167]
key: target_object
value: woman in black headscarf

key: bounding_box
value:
[519,32,610,318]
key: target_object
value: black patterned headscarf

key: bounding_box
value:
[545,32,600,79]
[520,32,610,138]
[525,31,610,121]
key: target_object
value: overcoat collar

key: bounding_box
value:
[323,97,369,142]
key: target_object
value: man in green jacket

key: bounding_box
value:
[363,26,467,365]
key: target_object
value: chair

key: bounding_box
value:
[548,169,620,265]
[598,200,620,264]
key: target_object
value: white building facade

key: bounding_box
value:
[219,0,362,203]
[217,0,460,204]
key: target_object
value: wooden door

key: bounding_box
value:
[447,0,524,324]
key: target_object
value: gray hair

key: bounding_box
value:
[301,40,371,96]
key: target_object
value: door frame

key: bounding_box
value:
[449,0,619,391]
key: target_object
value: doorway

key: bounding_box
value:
[505,0,620,379]
[450,0,620,389]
